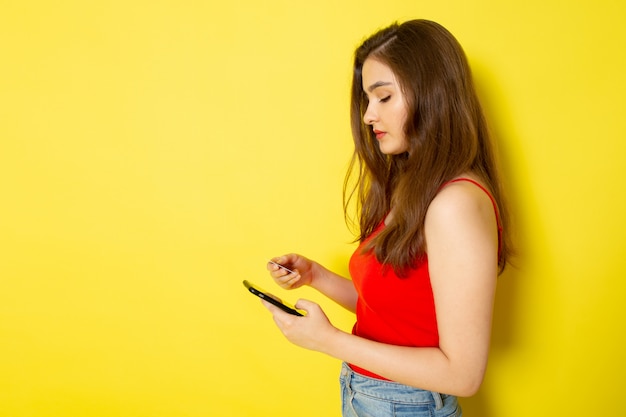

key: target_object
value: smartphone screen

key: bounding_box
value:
[243,280,305,316]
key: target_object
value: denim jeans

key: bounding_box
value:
[340,362,462,417]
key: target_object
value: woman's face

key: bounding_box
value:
[361,57,409,155]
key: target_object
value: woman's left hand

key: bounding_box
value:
[261,298,339,353]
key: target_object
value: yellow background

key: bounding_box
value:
[1,0,624,415]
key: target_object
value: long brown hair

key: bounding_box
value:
[344,19,511,275]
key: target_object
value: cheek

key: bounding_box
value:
[397,109,410,151]
[395,107,409,134]
[393,101,408,125]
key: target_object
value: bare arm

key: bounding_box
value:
[264,182,499,396]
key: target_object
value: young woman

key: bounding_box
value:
[263,19,511,417]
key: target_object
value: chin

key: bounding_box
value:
[378,139,408,156]
[379,146,408,156]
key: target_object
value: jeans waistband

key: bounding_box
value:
[340,362,444,410]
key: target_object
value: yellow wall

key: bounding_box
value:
[1,1,624,415]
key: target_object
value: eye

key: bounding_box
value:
[379,95,391,103]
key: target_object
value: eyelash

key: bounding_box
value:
[364,94,391,103]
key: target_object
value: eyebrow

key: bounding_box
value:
[366,81,393,93]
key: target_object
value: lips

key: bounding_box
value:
[373,129,386,140]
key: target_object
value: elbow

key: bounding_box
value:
[445,354,489,397]
[451,372,485,397]
[455,381,481,398]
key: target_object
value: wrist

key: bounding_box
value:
[308,261,326,289]
[318,326,349,358]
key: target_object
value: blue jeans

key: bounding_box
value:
[340,363,462,417]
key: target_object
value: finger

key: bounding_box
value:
[267,260,283,274]
[269,258,298,275]
[272,255,290,265]
[267,259,294,279]
[276,273,301,289]
[261,299,283,315]
[294,298,316,313]
[261,299,292,324]
[269,255,292,267]
[274,269,296,281]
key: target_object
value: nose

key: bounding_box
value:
[363,103,377,125]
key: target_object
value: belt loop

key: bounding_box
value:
[341,363,352,387]
[432,392,444,410]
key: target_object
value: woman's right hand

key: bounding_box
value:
[267,254,315,290]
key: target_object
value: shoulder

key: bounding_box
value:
[428,179,495,223]
[424,177,499,254]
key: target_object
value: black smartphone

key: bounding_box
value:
[243,280,305,316]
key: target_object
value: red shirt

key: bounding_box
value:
[348,222,437,380]
[348,178,501,380]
